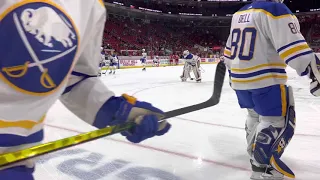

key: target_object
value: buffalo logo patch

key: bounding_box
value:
[0,1,79,95]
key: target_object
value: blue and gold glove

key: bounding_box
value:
[94,94,171,143]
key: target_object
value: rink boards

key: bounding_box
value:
[102,56,219,69]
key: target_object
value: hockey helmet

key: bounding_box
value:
[183,50,190,58]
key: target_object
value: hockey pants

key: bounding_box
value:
[181,62,201,80]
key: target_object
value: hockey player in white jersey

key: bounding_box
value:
[98,47,107,76]
[109,53,118,74]
[223,0,320,179]
[0,1,171,179]
[141,49,147,71]
[180,50,201,82]
[153,55,160,67]
[104,54,111,72]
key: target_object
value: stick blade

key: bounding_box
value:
[212,61,226,103]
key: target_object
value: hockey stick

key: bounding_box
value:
[200,66,205,73]
[0,62,226,168]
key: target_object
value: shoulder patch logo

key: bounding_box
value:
[0,1,79,95]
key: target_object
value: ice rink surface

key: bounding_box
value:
[35,64,320,180]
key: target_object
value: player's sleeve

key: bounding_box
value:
[264,4,315,76]
[59,2,115,126]
[223,34,232,72]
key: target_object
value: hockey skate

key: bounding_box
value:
[142,68,146,71]
[250,161,284,180]
[109,71,112,74]
[196,78,201,83]
[113,71,115,74]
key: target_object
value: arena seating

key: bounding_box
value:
[102,15,224,57]
[103,14,320,56]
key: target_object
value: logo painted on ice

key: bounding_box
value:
[0,1,79,95]
[37,148,181,180]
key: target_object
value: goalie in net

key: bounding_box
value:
[180,50,202,82]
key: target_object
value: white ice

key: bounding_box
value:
[34,64,320,180]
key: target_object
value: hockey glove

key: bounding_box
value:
[93,94,171,143]
[306,55,320,96]
[305,65,320,97]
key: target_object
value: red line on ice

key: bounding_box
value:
[44,123,251,172]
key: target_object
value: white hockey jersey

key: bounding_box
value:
[184,54,200,66]
[111,55,118,63]
[0,0,113,165]
[142,52,147,59]
[101,52,105,62]
[224,1,315,90]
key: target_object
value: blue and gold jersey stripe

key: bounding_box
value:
[231,74,287,83]
[230,63,287,84]
[224,48,231,58]
[284,50,313,64]
[277,40,306,53]
[235,9,293,19]
[277,40,312,64]
[280,44,310,61]
[0,116,45,130]
[230,68,286,79]
[231,63,286,73]
[236,2,293,19]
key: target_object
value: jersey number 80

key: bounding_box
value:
[230,27,257,61]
